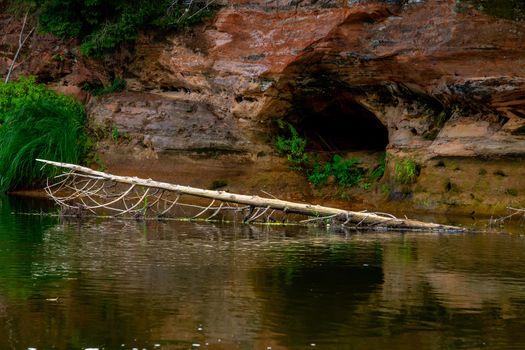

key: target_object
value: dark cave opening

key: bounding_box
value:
[292,95,389,153]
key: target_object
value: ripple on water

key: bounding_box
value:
[2,199,525,349]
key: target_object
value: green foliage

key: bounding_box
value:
[462,0,525,21]
[330,155,362,187]
[81,133,105,170]
[307,161,330,187]
[111,126,120,142]
[356,152,387,191]
[109,124,130,143]
[274,121,372,189]
[368,152,386,182]
[434,110,449,129]
[505,188,518,197]
[425,109,452,140]
[31,0,217,57]
[380,183,392,196]
[394,159,420,185]
[83,78,126,96]
[275,121,309,170]
[0,77,86,192]
[0,76,52,123]
[307,155,363,188]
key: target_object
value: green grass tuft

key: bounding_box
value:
[394,159,420,185]
[368,152,386,182]
[0,78,86,192]
[83,78,127,96]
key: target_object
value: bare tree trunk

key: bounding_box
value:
[5,10,35,84]
[36,159,466,232]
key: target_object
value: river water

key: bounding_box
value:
[1,195,525,350]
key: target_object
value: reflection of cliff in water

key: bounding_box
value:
[252,242,384,345]
[378,234,525,348]
[2,217,525,348]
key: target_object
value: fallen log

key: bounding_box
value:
[36,159,464,232]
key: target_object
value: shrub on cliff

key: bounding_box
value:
[0,76,49,122]
[28,0,215,56]
[394,159,420,185]
[307,155,364,188]
[274,120,368,188]
[0,77,86,192]
[275,120,309,170]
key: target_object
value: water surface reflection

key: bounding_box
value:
[1,196,525,349]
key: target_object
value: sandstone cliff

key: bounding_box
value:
[2,0,524,215]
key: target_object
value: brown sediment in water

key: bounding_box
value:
[89,144,525,218]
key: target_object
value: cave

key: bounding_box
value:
[291,91,389,153]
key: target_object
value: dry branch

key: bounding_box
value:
[490,207,525,226]
[5,10,35,83]
[36,159,465,232]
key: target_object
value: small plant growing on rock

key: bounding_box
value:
[83,78,126,96]
[111,126,120,142]
[275,120,309,170]
[330,155,363,187]
[380,183,392,197]
[307,155,363,187]
[394,159,420,184]
[110,125,131,143]
[274,120,384,190]
[307,161,330,186]
[368,152,386,182]
[505,188,518,197]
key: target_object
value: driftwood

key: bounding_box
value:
[36,159,464,232]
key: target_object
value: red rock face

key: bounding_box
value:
[3,1,523,159]
[250,1,525,159]
[118,0,525,158]
[109,0,525,215]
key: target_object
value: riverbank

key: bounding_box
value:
[9,139,525,219]
[2,0,525,217]
[51,141,525,218]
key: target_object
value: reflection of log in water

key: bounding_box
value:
[37,159,464,232]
